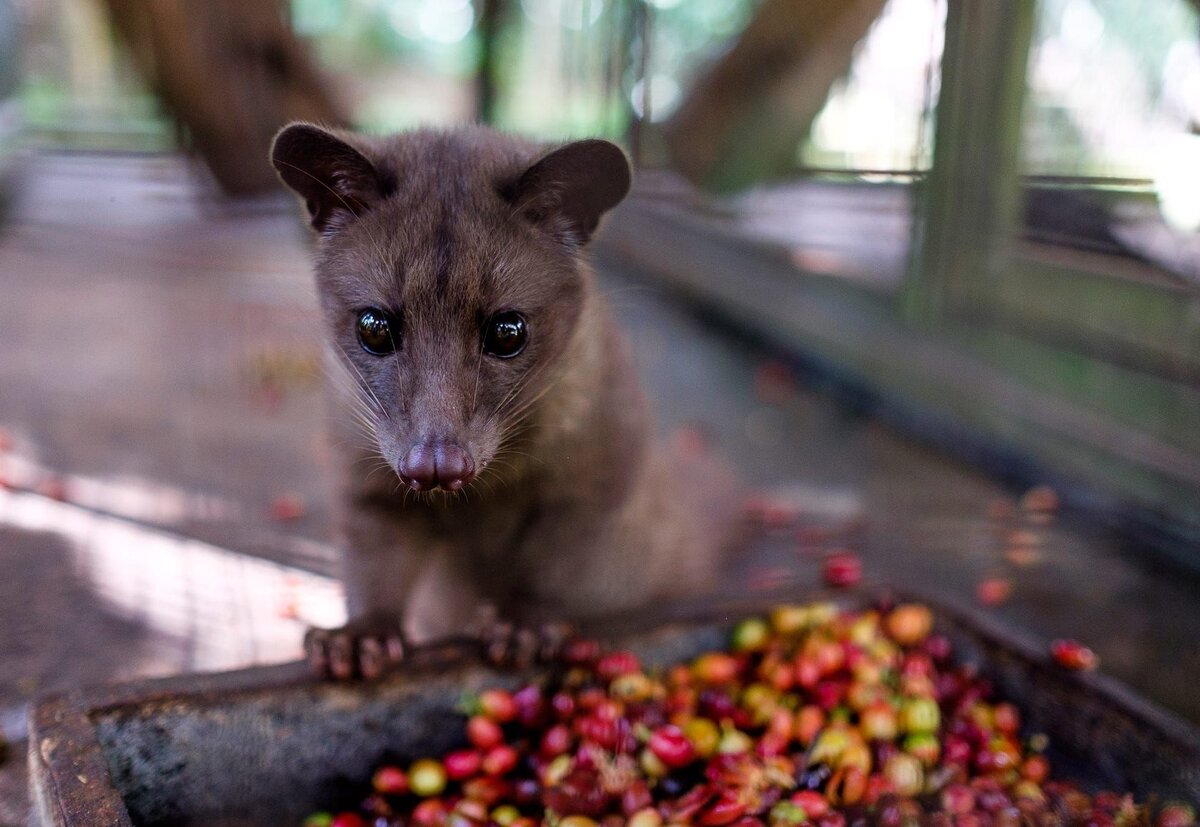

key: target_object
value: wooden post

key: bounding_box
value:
[98,0,347,197]
[628,0,651,168]
[904,0,1037,323]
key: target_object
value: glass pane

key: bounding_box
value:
[1024,0,1199,182]
[294,0,479,131]
[1018,0,1200,283]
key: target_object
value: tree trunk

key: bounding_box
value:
[98,0,347,196]
[664,0,888,193]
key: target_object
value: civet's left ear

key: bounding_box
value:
[508,139,632,245]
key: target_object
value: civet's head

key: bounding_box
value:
[272,123,631,493]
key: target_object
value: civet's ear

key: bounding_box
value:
[508,139,632,245]
[271,123,386,235]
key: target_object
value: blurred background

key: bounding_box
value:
[1,0,1199,818]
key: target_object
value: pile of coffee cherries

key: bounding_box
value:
[303,602,1195,827]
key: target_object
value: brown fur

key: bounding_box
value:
[273,123,741,644]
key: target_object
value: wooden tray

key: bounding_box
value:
[29,594,1200,826]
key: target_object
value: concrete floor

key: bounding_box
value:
[0,153,1198,822]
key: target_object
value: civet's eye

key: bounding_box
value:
[482,311,528,359]
[356,307,399,356]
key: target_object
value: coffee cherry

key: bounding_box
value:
[823,552,862,587]
[717,727,754,755]
[550,691,576,719]
[693,652,740,685]
[478,689,518,722]
[976,577,1013,607]
[464,775,509,806]
[885,604,934,646]
[407,759,447,797]
[883,753,924,797]
[770,801,808,826]
[993,702,1021,735]
[628,808,663,827]
[595,651,641,681]
[559,818,600,827]
[683,717,720,758]
[1021,754,1050,783]
[770,604,810,635]
[699,792,747,825]
[826,766,867,806]
[784,709,818,749]
[648,725,695,768]
[621,782,653,816]
[482,744,519,776]
[490,805,520,826]
[370,766,408,795]
[330,813,365,827]
[512,684,544,726]
[540,723,572,758]
[859,702,898,741]
[903,731,941,765]
[941,784,975,815]
[610,671,654,701]
[410,799,448,827]
[730,617,771,652]
[1051,639,1098,671]
[900,697,940,734]
[790,790,829,819]
[1158,803,1197,827]
[639,746,669,778]
[442,749,481,781]
[466,715,504,750]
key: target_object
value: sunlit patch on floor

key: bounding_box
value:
[0,447,240,527]
[0,485,345,673]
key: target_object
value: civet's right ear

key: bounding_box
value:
[271,123,386,235]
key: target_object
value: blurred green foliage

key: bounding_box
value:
[1088,0,1196,89]
[1025,0,1199,178]
[290,0,757,139]
[14,0,1199,184]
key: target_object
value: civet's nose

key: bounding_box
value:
[398,442,476,492]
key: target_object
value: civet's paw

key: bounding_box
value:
[304,612,406,681]
[471,607,574,669]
